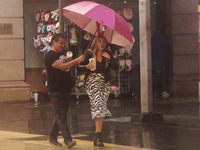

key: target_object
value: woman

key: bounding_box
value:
[77,34,119,147]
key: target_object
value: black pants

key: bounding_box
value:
[48,92,72,143]
[152,61,167,96]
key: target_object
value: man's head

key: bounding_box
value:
[51,33,65,53]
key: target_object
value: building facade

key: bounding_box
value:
[0,0,30,102]
[165,0,198,96]
[0,0,198,101]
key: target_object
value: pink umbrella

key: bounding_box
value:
[63,1,134,48]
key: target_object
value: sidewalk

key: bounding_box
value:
[0,96,200,150]
[0,130,139,150]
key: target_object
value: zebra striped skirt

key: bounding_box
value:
[85,73,112,120]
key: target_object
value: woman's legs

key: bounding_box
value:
[94,117,104,147]
[85,73,111,147]
[95,118,104,132]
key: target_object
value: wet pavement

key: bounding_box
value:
[0,95,200,150]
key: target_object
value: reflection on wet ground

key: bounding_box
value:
[0,96,200,150]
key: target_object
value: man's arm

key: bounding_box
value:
[52,55,85,71]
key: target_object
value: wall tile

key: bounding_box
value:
[0,0,23,17]
[169,80,198,96]
[0,60,24,81]
[0,39,24,60]
[172,35,198,55]
[171,0,198,14]
[0,18,23,38]
[172,14,198,34]
[172,55,198,74]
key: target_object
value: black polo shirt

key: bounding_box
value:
[44,50,72,93]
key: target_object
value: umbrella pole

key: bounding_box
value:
[108,2,112,8]
[84,23,102,51]
[59,0,64,34]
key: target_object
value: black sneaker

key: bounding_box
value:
[49,139,62,147]
[65,140,76,149]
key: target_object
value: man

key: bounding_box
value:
[151,30,170,99]
[44,33,85,149]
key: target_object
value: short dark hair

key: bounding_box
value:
[51,33,65,45]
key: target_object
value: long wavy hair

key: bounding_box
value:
[89,34,110,68]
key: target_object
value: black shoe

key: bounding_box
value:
[49,139,62,147]
[93,132,104,147]
[65,140,76,149]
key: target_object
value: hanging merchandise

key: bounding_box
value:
[110,85,119,98]
[35,11,42,23]
[42,24,48,35]
[40,11,45,23]
[118,47,126,58]
[125,47,132,59]
[40,45,51,53]
[47,24,52,33]
[68,26,78,58]
[123,8,133,20]
[51,24,56,34]
[69,27,77,46]
[37,35,44,49]
[83,31,92,41]
[44,11,52,24]
[33,36,38,48]
[127,21,134,32]
[51,9,59,23]
[119,59,126,72]
[125,59,132,71]
[33,9,60,51]
[55,22,60,34]
[41,35,49,46]
[37,23,43,35]
[46,33,53,45]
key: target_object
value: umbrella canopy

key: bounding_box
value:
[63,1,134,48]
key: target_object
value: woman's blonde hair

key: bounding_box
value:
[89,34,110,68]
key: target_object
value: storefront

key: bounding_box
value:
[24,0,143,99]
[0,0,198,101]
